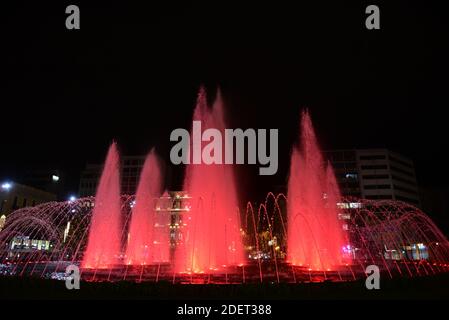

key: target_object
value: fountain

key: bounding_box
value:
[174,88,244,274]
[82,142,122,269]
[125,148,165,265]
[0,93,448,284]
[287,110,346,271]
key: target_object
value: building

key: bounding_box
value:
[325,149,421,206]
[155,191,191,260]
[79,156,146,197]
[78,164,102,197]
[79,149,421,207]
[19,169,66,200]
[0,182,57,231]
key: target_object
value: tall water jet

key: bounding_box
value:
[125,149,165,265]
[82,142,122,268]
[287,110,345,270]
[175,88,244,273]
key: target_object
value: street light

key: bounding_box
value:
[68,195,76,202]
[1,182,12,191]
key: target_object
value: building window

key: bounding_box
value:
[12,196,18,209]
[362,174,390,180]
[391,175,416,185]
[359,155,386,160]
[343,151,356,161]
[365,195,393,200]
[389,155,414,169]
[337,202,362,209]
[390,166,415,178]
[333,162,357,169]
[364,184,391,190]
[338,213,351,220]
[0,215,6,231]
[361,165,388,170]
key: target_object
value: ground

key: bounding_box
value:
[1,274,449,300]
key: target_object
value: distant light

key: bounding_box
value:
[1,182,12,191]
[68,195,76,202]
[349,202,362,209]
[52,175,60,182]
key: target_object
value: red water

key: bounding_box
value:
[175,88,244,273]
[125,149,165,265]
[287,110,345,270]
[82,142,122,268]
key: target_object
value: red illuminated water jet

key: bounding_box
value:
[175,88,244,273]
[125,149,165,265]
[287,110,346,270]
[82,142,122,268]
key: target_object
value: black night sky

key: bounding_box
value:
[1,1,448,211]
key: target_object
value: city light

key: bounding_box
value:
[1,182,12,191]
[68,195,76,202]
[52,175,60,182]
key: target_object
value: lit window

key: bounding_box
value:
[0,215,6,231]
[338,213,351,220]
[337,202,349,209]
[349,202,362,209]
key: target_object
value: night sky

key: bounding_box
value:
[1,1,448,202]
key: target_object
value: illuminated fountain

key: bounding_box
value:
[287,110,346,271]
[82,142,122,269]
[125,149,165,265]
[174,88,244,274]
[0,91,449,284]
